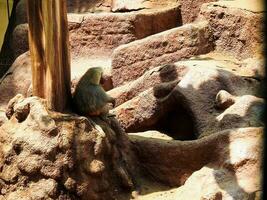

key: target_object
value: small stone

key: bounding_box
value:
[5,94,25,119]
[40,162,61,179]
[88,159,105,175]
[17,154,42,174]
[64,177,76,192]
[215,90,235,110]
[14,102,30,122]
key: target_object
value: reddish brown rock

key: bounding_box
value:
[111,0,146,12]
[68,5,181,57]
[0,52,32,111]
[108,64,188,106]
[11,24,29,58]
[180,0,217,24]
[111,21,214,87]
[172,127,262,199]
[67,0,112,13]
[215,90,235,110]
[130,127,262,192]
[0,96,137,199]
[11,5,181,59]
[112,60,262,137]
[199,2,264,60]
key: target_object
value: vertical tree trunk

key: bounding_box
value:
[27,0,71,111]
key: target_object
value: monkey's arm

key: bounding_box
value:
[107,96,116,108]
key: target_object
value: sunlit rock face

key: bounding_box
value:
[0,95,137,200]
[0,0,264,199]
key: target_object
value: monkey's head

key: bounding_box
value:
[84,67,104,85]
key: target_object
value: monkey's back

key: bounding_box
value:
[73,84,110,115]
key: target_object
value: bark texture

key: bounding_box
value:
[27,0,71,111]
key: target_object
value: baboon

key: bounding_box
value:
[72,67,115,117]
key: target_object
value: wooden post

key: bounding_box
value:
[27,0,71,111]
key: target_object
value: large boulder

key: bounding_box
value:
[68,5,181,57]
[0,52,32,111]
[108,64,188,106]
[11,24,29,58]
[180,0,218,24]
[199,1,264,60]
[130,127,263,195]
[112,60,263,137]
[11,5,181,59]
[0,95,137,200]
[111,21,214,87]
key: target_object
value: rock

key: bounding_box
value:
[199,1,264,60]
[130,127,262,190]
[15,0,27,25]
[180,0,218,24]
[111,21,214,86]
[11,6,181,58]
[13,100,30,122]
[5,94,25,119]
[129,131,174,141]
[108,64,188,106]
[113,60,262,137]
[0,53,32,111]
[0,111,7,127]
[174,166,259,199]
[17,153,42,174]
[5,179,58,200]
[68,5,181,57]
[111,0,146,12]
[11,24,29,58]
[64,177,76,192]
[0,96,137,199]
[88,159,105,175]
[215,90,235,110]
[67,0,112,13]
[215,95,264,130]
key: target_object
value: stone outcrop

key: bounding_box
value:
[108,64,188,107]
[199,1,264,60]
[68,6,181,57]
[11,24,29,58]
[0,53,32,111]
[112,60,263,137]
[11,4,181,59]
[0,1,264,199]
[180,0,217,24]
[130,127,262,193]
[0,95,137,200]
[111,21,214,86]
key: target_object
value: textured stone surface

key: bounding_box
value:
[215,90,236,110]
[11,5,181,59]
[111,0,146,12]
[108,64,188,106]
[180,0,217,24]
[130,127,263,192]
[199,1,264,60]
[0,96,137,199]
[68,5,181,57]
[11,24,29,58]
[0,52,32,111]
[112,60,263,137]
[111,21,214,86]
